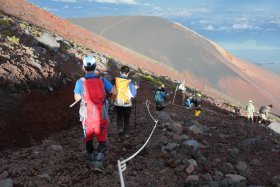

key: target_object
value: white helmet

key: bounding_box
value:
[83,56,96,67]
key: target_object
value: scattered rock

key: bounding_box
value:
[156,111,172,122]
[201,173,212,181]
[179,134,189,141]
[164,143,178,152]
[37,32,60,52]
[183,140,199,150]
[235,161,247,172]
[225,174,246,182]
[37,173,51,181]
[186,175,199,183]
[185,164,195,174]
[250,159,260,166]
[224,162,235,173]
[189,125,204,135]
[0,178,13,187]
[188,159,198,167]
[167,123,183,135]
[240,136,262,150]
[49,145,63,151]
[271,175,280,187]
[268,122,280,135]
[0,171,9,179]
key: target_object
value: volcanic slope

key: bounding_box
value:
[70,16,280,114]
[0,4,280,187]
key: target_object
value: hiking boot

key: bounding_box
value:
[94,161,105,172]
[87,159,95,166]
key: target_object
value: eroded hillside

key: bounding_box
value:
[0,6,280,187]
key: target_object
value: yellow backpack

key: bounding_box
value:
[114,77,133,106]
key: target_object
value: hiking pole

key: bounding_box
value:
[69,99,80,108]
[172,85,178,105]
[134,98,137,130]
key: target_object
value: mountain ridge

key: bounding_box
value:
[69,15,280,113]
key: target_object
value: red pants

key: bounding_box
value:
[83,123,108,142]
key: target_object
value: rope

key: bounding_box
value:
[117,100,158,187]
[147,101,172,108]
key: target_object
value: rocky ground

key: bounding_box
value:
[0,10,280,187]
[1,94,280,187]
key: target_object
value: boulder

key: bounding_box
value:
[37,32,60,52]
[0,178,13,187]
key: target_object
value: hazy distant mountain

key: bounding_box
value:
[70,16,280,112]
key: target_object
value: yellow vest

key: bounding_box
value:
[114,77,132,106]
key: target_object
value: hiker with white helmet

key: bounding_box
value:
[74,55,117,172]
[246,100,255,122]
[178,80,187,105]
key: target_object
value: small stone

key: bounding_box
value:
[186,175,199,182]
[0,171,9,179]
[189,125,204,134]
[224,162,235,173]
[164,143,178,151]
[225,174,246,182]
[183,140,199,150]
[250,159,260,166]
[271,175,280,187]
[179,134,189,141]
[186,164,195,174]
[49,145,63,151]
[188,159,198,167]
[0,178,13,187]
[38,173,51,181]
[235,161,247,172]
[168,123,183,135]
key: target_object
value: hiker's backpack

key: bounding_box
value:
[114,77,133,106]
[185,98,192,108]
[193,95,202,106]
[259,106,266,114]
[79,77,108,126]
[154,91,164,104]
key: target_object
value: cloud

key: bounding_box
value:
[43,7,60,12]
[204,25,214,31]
[202,24,227,31]
[95,0,138,5]
[63,5,69,9]
[52,0,77,2]
[270,19,280,26]
[232,23,253,30]
[154,6,162,11]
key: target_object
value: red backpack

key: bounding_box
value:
[79,77,108,127]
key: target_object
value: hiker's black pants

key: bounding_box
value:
[115,106,132,132]
[156,104,165,111]
[86,140,106,154]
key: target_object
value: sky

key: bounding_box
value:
[28,0,280,66]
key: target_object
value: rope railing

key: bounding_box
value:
[117,100,158,187]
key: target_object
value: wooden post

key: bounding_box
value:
[172,85,178,105]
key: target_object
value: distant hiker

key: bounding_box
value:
[113,65,138,135]
[185,93,202,116]
[246,100,255,122]
[258,104,273,123]
[178,80,187,105]
[154,84,168,111]
[233,106,241,116]
[74,56,117,172]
